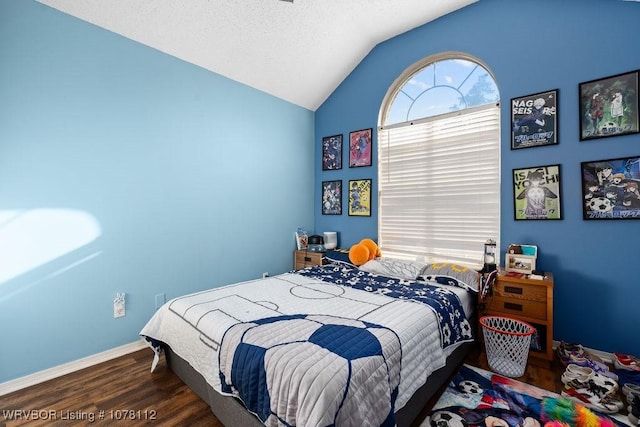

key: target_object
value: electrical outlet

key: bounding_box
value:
[262,272,269,278]
[114,292,125,318]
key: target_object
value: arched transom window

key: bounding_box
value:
[378,53,500,266]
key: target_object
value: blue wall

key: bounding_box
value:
[315,0,640,356]
[0,1,314,383]
[2,0,639,385]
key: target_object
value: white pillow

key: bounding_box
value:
[359,257,426,280]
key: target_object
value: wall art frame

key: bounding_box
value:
[513,164,562,220]
[511,89,558,149]
[505,253,536,275]
[581,155,640,220]
[321,180,342,215]
[295,228,308,250]
[579,70,639,141]
[321,134,343,171]
[349,128,372,168]
[348,179,372,216]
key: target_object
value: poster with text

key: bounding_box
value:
[581,155,640,220]
[513,165,562,220]
[349,129,372,168]
[579,71,639,141]
[348,179,371,216]
[511,90,558,149]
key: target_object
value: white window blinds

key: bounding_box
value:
[378,104,500,266]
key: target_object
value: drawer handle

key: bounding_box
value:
[304,257,312,262]
[504,302,523,312]
[504,286,523,295]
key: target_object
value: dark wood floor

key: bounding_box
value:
[0,345,569,427]
[0,349,221,427]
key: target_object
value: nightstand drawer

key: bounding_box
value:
[483,272,554,364]
[493,282,546,302]
[294,250,324,270]
[489,296,547,321]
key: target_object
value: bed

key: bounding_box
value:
[140,256,479,426]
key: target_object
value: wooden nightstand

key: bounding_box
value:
[294,250,325,270]
[481,271,554,366]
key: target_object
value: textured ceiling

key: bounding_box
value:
[37,0,477,111]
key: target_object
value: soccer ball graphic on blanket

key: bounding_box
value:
[430,410,468,427]
[458,380,483,395]
[219,314,401,426]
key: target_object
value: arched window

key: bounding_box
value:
[378,53,500,266]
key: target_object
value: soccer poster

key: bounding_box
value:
[321,180,342,215]
[513,165,562,220]
[322,134,342,170]
[348,179,371,216]
[579,71,639,140]
[581,156,640,220]
[349,129,372,168]
[511,90,558,149]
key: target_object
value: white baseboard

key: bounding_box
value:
[0,340,149,397]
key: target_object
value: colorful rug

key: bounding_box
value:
[423,364,629,426]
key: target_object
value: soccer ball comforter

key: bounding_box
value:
[140,265,474,426]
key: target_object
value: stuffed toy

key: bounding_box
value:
[540,397,616,427]
[359,239,379,261]
[348,239,381,266]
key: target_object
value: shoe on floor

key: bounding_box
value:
[629,393,640,425]
[563,377,618,400]
[614,352,640,372]
[556,342,617,380]
[561,364,618,394]
[624,383,640,401]
[557,341,604,363]
[562,357,618,381]
[561,385,623,414]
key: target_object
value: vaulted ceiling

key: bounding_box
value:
[37,0,477,110]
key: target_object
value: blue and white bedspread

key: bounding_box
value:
[218,314,401,427]
[140,266,476,424]
[297,265,473,349]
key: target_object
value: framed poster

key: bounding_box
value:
[511,89,558,149]
[513,164,562,220]
[581,155,640,220]
[321,180,342,215]
[579,71,639,141]
[322,134,342,171]
[295,228,308,250]
[348,179,371,216]
[349,128,372,168]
